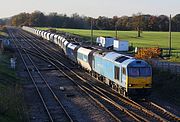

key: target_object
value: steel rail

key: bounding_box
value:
[8,29,54,122]
[9,29,73,122]
[20,30,169,122]
[18,29,154,122]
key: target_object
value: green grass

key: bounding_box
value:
[0,52,25,122]
[37,27,180,51]
[0,55,19,84]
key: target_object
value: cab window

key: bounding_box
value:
[128,67,151,77]
[140,67,151,76]
[128,68,140,77]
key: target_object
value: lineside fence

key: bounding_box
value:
[163,51,180,57]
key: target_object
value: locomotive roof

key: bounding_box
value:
[103,52,133,63]
[104,52,121,60]
[122,59,150,67]
[121,58,136,66]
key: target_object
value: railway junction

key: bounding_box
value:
[2,27,179,122]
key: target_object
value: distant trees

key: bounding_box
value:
[10,13,30,26]
[172,14,180,31]
[4,11,180,32]
[157,15,169,31]
[95,17,104,29]
[147,16,159,31]
[116,16,131,30]
[28,11,46,27]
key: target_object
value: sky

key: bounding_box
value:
[0,0,180,18]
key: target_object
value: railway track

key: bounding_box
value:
[9,28,123,122]
[10,28,180,122]
[18,28,148,121]
[139,100,180,122]
[20,28,178,121]
[19,31,172,121]
[8,29,73,122]
[18,28,138,121]
[21,29,180,122]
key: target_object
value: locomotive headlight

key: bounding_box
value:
[129,84,132,87]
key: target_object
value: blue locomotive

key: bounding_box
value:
[22,26,152,96]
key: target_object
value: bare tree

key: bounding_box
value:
[132,12,143,37]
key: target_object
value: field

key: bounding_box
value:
[38,27,180,52]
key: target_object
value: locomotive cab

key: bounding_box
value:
[126,60,152,96]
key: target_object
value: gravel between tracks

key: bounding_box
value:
[12,28,116,122]
[14,28,180,121]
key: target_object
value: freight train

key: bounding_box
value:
[22,26,152,97]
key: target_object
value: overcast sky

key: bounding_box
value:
[1,0,180,18]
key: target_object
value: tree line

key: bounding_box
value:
[1,11,180,32]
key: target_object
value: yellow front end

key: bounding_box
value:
[127,76,152,88]
[126,76,152,96]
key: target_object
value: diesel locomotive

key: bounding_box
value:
[22,26,152,97]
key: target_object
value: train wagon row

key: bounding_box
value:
[22,26,152,97]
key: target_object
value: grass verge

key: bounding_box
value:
[0,51,26,122]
